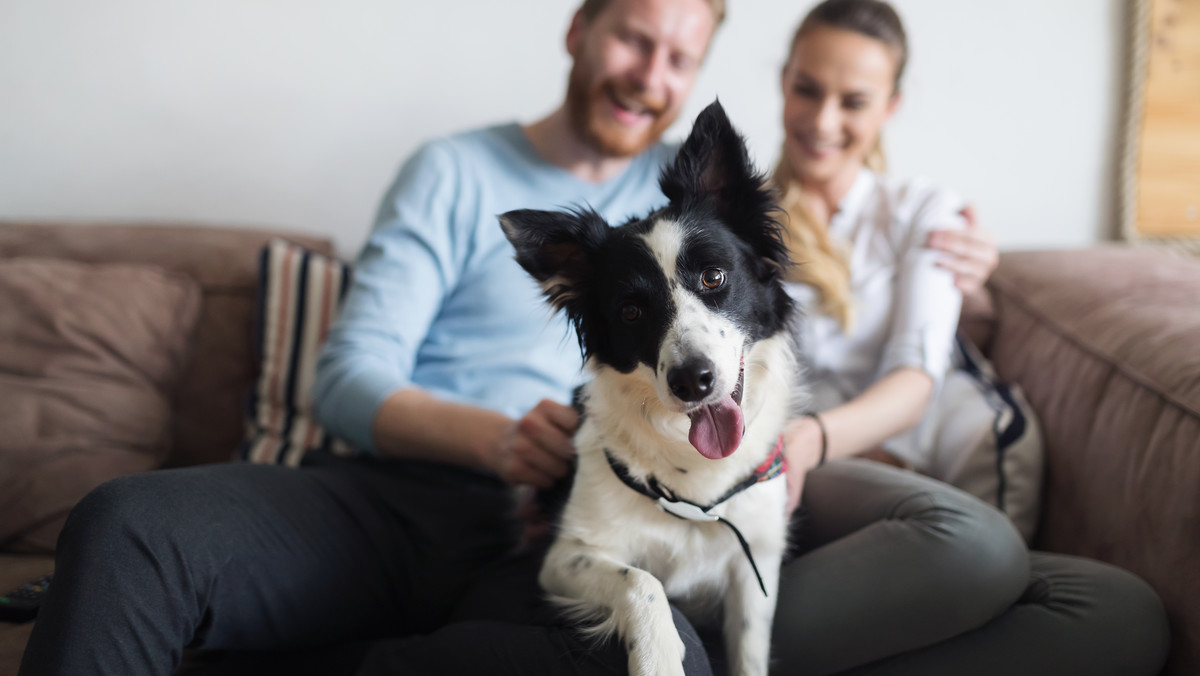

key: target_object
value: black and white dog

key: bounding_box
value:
[500,101,798,676]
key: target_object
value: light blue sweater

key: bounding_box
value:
[313,123,677,452]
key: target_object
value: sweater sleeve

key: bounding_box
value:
[875,180,966,387]
[313,140,467,452]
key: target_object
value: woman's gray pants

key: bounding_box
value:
[771,458,1169,675]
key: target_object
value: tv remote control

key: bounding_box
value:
[0,572,53,623]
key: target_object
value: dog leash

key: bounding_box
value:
[602,437,787,597]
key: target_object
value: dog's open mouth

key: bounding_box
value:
[686,359,745,460]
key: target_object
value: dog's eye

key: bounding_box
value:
[620,303,642,323]
[700,268,726,290]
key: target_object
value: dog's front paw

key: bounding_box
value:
[626,622,686,676]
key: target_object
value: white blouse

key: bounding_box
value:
[785,167,966,414]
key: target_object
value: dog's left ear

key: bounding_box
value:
[498,207,608,313]
[660,100,790,274]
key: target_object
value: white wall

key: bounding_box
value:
[0,0,1125,257]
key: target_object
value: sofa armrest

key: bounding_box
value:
[985,246,1200,675]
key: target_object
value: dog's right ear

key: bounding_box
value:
[498,207,608,312]
[660,100,790,275]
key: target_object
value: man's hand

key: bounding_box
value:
[483,399,579,488]
[926,205,999,294]
[781,416,826,516]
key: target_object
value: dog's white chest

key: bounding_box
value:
[563,463,788,600]
[628,508,743,595]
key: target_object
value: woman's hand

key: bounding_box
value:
[781,415,826,516]
[483,399,578,488]
[926,205,999,294]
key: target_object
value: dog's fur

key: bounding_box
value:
[500,101,798,676]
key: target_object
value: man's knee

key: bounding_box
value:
[59,472,188,557]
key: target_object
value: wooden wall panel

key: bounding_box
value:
[1135,0,1200,237]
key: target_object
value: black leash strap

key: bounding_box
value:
[714,515,767,596]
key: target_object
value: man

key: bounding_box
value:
[20,1,998,674]
[21,2,723,675]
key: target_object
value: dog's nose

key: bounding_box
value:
[667,359,716,402]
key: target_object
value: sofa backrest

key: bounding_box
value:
[0,222,336,467]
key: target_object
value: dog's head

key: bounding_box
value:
[500,101,794,460]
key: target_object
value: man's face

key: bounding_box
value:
[565,0,715,159]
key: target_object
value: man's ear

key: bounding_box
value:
[498,207,608,311]
[659,100,790,271]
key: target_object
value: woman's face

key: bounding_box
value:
[781,26,901,186]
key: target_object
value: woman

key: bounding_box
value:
[771,1,1169,674]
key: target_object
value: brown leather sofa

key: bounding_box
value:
[1,223,1197,674]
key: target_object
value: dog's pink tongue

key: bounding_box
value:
[687,399,745,459]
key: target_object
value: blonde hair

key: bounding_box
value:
[773,157,855,329]
[775,0,906,330]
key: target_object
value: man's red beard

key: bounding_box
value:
[565,62,676,159]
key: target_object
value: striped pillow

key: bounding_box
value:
[238,239,354,466]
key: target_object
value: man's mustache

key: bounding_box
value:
[605,83,668,117]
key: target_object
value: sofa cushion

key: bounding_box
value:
[0,259,201,552]
[0,222,338,468]
[239,240,353,466]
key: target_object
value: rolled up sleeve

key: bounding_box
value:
[876,186,965,386]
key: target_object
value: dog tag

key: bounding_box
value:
[657,498,719,522]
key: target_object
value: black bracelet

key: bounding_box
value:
[802,412,828,467]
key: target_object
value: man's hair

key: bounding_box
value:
[578,0,727,27]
